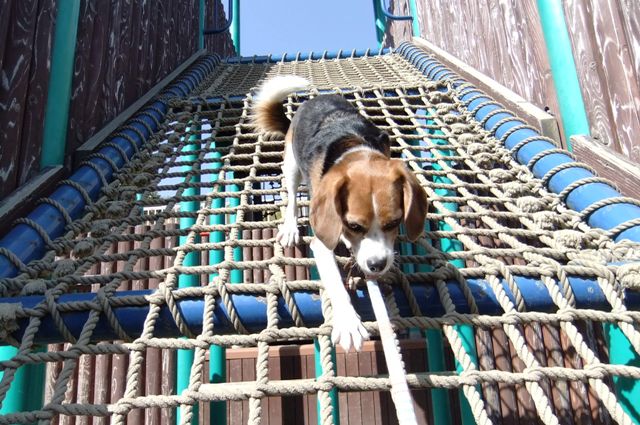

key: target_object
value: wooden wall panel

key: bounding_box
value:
[0,0,41,199]
[388,0,565,142]
[0,0,234,202]
[564,0,640,162]
[387,0,640,168]
[17,0,57,187]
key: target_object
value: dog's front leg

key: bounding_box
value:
[310,237,369,352]
[277,142,301,247]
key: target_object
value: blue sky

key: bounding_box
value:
[226,0,380,56]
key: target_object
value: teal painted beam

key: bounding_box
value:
[177,126,201,425]
[311,260,340,424]
[198,0,205,50]
[428,111,478,425]
[231,0,240,55]
[371,0,386,46]
[208,151,226,424]
[536,0,590,150]
[537,3,638,419]
[604,324,640,423]
[41,0,82,168]
[408,0,420,37]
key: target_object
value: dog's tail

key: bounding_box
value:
[252,75,310,134]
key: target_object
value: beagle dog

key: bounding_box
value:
[253,76,428,351]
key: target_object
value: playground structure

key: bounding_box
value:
[0,1,640,424]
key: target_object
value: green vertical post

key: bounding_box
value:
[41,0,82,168]
[208,151,226,424]
[4,0,82,416]
[537,2,638,420]
[0,347,45,415]
[231,0,240,55]
[426,110,478,425]
[371,0,386,46]
[198,0,205,50]
[407,0,421,37]
[311,263,340,424]
[177,125,201,425]
[536,0,590,150]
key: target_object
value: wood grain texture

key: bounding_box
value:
[564,0,640,161]
[0,0,38,199]
[388,0,566,145]
[0,0,234,202]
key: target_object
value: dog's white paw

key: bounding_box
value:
[276,221,300,247]
[331,305,369,352]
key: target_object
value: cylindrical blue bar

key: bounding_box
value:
[0,56,219,279]
[2,273,636,346]
[224,47,391,64]
[396,42,640,243]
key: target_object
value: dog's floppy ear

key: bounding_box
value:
[397,162,428,241]
[310,171,345,250]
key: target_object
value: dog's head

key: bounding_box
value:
[310,155,428,278]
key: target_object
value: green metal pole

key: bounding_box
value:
[208,151,226,424]
[3,0,82,416]
[536,0,590,150]
[407,0,420,37]
[177,126,201,425]
[537,2,638,420]
[311,262,340,424]
[40,0,82,168]
[0,347,45,415]
[428,111,478,425]
[371,0,386,46]
[231,0,240,55]
[198,0,205,50]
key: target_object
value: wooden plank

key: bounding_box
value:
[306,353,318,425]
[228,358,243,425]
[345,351,362,424]
[0,165,64,236]
[559,323,592,425]
[243,229,254,283]
[262,228,273,282]
[586,0,640,161]
[412,36,563,147]
[17,0,57,185]
[336,350,349,425]
[0,0,38,199]
[475,327,502,423]
[562,0,638,159]
[491,327,519,424]
[358,348,377,425]
[161,220,177,424]
[571,135,640,198]
[242,357,256,423]
[541,323,575,424]
[267,355,282,425]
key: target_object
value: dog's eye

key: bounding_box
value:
[382,219,401,231]
[346,222,365,233]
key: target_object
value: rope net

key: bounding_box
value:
[1,51,640,425]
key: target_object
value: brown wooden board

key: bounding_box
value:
[0,0,38,199]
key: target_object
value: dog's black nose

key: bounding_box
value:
[366,258,387,273]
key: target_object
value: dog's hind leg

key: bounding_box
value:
[277,139,302,247]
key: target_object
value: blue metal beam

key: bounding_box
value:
[1,273,638,346]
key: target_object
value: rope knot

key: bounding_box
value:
[20,279,48,296]
[516,196,546,213]
[73,240,95,258]
[90,221,111,238]
[0,303,20,341]
[52,259,76,278]
[552,230,588,250]
[617,263,640,290]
